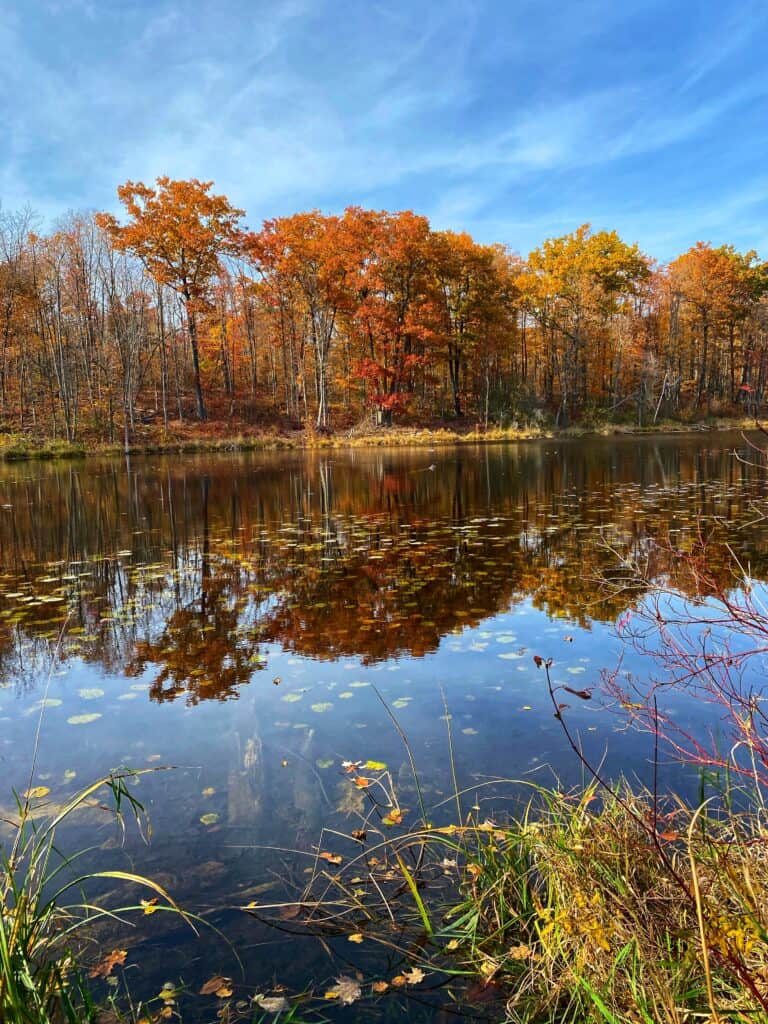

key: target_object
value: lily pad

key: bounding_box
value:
[67,713,102,725]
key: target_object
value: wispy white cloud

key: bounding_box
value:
[0,0,766,260]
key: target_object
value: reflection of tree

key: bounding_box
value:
[125,477,264,703]
[0,438,767,699]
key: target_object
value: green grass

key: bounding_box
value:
[256,769,768,1023]
[0,768,189,1024]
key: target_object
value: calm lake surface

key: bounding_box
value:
[1,433,766,1019]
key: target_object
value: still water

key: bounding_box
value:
[0,434,765,1019]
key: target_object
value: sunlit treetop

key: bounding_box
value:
[96,177,246,300]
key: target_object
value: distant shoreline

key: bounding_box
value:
[0,416,762,465]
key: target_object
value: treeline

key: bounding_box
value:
[1,176,767,444]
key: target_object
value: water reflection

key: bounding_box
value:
[0,435,766,703]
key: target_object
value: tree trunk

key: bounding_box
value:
[187,306,207,421]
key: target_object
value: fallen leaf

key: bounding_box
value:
[319,851,343,865]
[140,898,159,915]
[253,995,290,1013]
[89,949,127,979]
[364,760,387,771]
[371,980,389,993]
[353,776,372,789]
[24,786,50,800]
[200,976,229,996]
[200,812,220,826]
[278,904,301,920]
[401,967,426,985]
[331,975,362,1005]
[348,932,364,943]
[508,944,532,960]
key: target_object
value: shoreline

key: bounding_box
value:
[0,415,761,463]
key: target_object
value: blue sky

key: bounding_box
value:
[1,0,767,259]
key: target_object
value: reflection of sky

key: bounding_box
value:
[1,599,684,816]
[1,437,766,1010]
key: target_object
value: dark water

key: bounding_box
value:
[1,434,766,1019]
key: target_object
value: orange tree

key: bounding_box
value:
[97,177,245,421]
[342,207,435,425]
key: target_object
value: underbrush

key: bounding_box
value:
[253,767,768,1023]
[0,435,87,461]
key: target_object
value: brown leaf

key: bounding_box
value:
[318,851,343,865]
[351,829,367,842]
[278,904,301,920]
[371,980,389,993]
[200,975,229,996]
[89,949,127,979]
[353,776,372,789]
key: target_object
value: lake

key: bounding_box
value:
[1,432,766,1020]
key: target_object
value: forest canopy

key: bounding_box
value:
[1,177,767,444]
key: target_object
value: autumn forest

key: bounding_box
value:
[1,175,767,447]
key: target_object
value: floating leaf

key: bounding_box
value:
[326,976,362,1005]
[318,851,343,865]
[353,776,372,789]
[364,760,387,771]
[371,980,389,993]
[140,898,159,915]
[200,813,220,826]
[78,688,104,700]
[201,787,216,797]
[348,932,364,943]
[311,702,333,713]
[282,693,302,703]
[24,786,50,799]
[253,995,290,1013]
[89,949,127,979]
[67,713,102,725]
[200,975,229,996]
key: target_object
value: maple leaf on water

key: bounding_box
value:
[89,949,127,979]
[391,966,426,986]
[325,975,362,1005]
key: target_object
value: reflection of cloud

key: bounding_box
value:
[2,0,767,258]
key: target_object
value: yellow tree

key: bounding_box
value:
[97,177,245,421]
[519,225,650,423]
